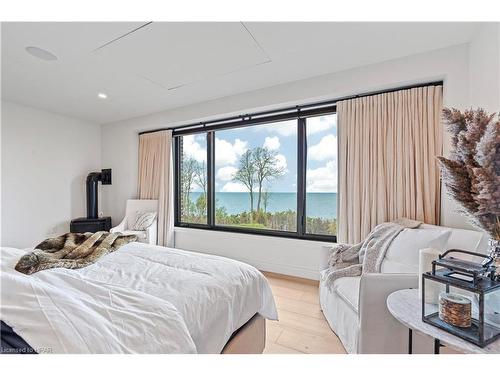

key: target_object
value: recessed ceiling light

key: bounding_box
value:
[25,46,58,61]
[97,93,108,99]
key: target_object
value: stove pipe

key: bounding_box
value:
[86,169,112,219]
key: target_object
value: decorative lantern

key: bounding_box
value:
[422,249,500,347]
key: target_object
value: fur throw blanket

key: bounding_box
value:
[15,231,137,275]
[324,218,422,290]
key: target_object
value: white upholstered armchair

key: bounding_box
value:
[110,199,158,245]
[318,224,489,354]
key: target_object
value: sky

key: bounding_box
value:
[182,114,337,193]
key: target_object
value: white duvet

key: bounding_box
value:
[0,243,278,354]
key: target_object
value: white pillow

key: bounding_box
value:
[380,227,451,273]
[130,211,157,231]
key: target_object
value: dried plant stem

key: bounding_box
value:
[439,108,500,239]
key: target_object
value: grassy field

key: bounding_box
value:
[182,208,336,236]
[220,222,267,229]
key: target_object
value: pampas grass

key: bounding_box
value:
[438,108,500,239]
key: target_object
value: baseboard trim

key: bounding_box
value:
[261,271,319,285]
[228,257,320,281]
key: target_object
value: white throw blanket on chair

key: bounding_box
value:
[324,218,422,290]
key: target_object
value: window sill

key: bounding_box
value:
[174,223,336,243]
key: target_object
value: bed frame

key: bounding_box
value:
[1,314,266,354]
[221,314,266,354]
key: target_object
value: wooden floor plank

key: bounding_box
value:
[273,295,323,319]
[266,320,284,342]
[277,327,346,354]
[269,284,305,300]
[268,279,319,294]
[273,309,334,337]
[263,272,346,354]
[263,341,306,354]
[300,291,320,304]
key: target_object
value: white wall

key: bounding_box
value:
[1,101,102,248]
[101,44,472,279]
[468,23,500,111]
[443,23,500,235]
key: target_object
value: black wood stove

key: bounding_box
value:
[70,169,112,233]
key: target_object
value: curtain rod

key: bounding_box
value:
[138,80,443,136]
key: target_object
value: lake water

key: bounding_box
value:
[189,192,337,219]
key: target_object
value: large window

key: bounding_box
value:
[179,134,208,224]
[215,120,297,232]
[175,108,337,241]
[305,114,337,236]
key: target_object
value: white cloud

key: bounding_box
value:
[216,166,238,181]
[275,153,288,172]
[263,136,280,151]
[308,134,337,161]
[221,181,248,192]
[256,119,297,137]
[255,116,336,137]
[306,115,337,136]
[307,160,337,192]
[215,138,247,166]
[182,134,206,162]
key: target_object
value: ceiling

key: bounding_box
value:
[1,22,480,124]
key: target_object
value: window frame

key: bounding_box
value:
[174,106,338,242]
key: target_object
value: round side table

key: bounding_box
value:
[387,289,500,354]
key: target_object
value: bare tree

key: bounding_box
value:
[194,160,207,195]
[181,155,197,217]
[233,150,257,216]
[193,160,207,217]
[253,147,285,212]
[262,189,271,213]
[194,161,207,196]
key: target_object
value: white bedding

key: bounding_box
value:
[0,243,278,354]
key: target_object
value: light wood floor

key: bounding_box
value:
[262,271,347,354]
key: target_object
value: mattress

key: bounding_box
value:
[0,243,278,354]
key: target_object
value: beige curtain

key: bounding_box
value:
[337,86,443,244]
[138,130,174,247]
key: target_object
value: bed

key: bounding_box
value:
[0,242,278,354]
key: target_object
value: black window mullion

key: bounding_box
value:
[174,136,182,226]
[207,131,215,228]
[297,117,307,237]
[174,112,337,242]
